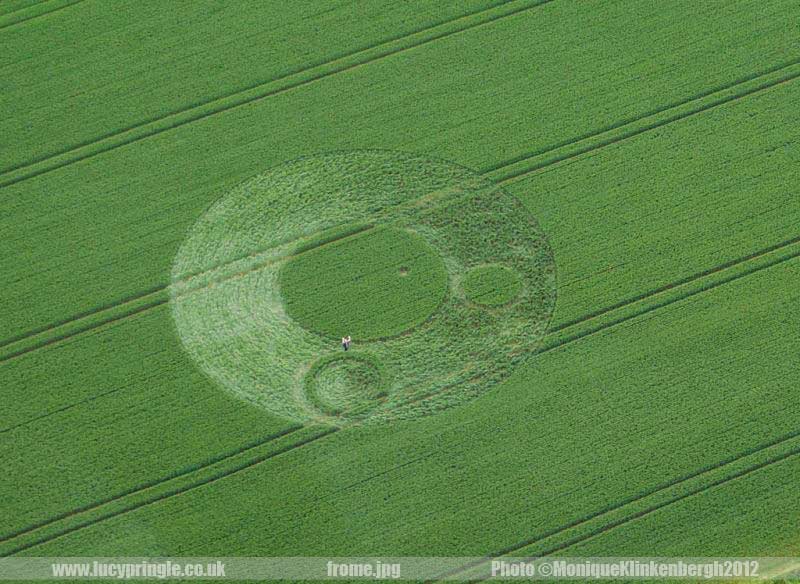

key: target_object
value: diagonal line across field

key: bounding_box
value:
[527,442,800,557]
[0,0,555,189]
[0,0,85,32]
[2,59,799,365]
[0,287,168,368]
[541,233,800,353]
[484,57,800,184]
[0,2,44,19]
[431,430,800,582]
[2,234,799,557]
[0,424,333,555]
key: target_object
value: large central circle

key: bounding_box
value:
[170,151,556,426]
[279,226,448,340]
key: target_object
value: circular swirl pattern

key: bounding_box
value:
[170,151,556,425]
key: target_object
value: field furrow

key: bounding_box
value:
[487,58,800,184]
[0,0,83,31]
[561,455,800,558]
[0,305,298,539]
[440,430,800,579]
[0,0,514,177]
[542,233,800,351]
[0,425,331,556]
[0,0,46,18]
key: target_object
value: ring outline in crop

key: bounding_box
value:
[170,150,557,426]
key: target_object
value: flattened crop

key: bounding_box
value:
[170,151,556,425]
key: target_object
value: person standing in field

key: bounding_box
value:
[341,336,351,351]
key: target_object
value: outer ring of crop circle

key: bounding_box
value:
[169,149,559,426]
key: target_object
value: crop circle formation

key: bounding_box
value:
[170,151,556,426]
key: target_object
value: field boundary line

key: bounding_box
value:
[0,424,338,556]
[0,1,47,18]
[0,0,554,188]
[4,241,799,556]
[434,429,800,581]
[485,58,800,184]
[0,288,168,365]
[0,0,85,31]
[539,235,800,355]
[0,385,124,434]
[532,444,800,557]
[3,54,800,359]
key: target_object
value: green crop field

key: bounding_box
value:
[2,0,800,582]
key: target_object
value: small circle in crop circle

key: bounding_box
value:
[169,150,556,426]
[303,353,388,421]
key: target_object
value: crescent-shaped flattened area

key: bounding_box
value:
[170,151,556,426]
